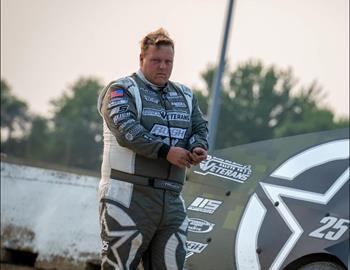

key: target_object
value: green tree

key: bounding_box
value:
[197,60,348,149]
[1,79,29,143]
[21,115,52,160]
[49,77,104,170]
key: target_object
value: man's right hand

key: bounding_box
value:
[166,147,192,169]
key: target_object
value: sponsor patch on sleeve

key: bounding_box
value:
[108,98,128,109]
[109,105,129,117]
[113,112,131,125]
[124,125,143,141]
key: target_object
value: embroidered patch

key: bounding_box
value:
[171,101,187,108]
[125,125,143,140]
[144,95,160,104]
[109,105,129,117]
[143,134,154,141]
[108,98,128,109]
[141,88,158,96]
[150,124,187,139]
[125,133,134,141]
[167,91,178,97]
[142,108,190,122]
[167,112,190,121]
[117,119,135,131]
[113,112,131,125]
[189,136,196,144]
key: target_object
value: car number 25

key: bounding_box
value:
[309,216,349,241]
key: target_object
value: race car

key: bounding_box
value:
[183,128,349,270]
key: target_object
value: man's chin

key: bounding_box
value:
[153,79,168,87]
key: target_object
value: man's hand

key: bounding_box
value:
[166,147,192,168]
[189,147,207,166]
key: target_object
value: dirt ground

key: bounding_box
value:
[0,264,36,270]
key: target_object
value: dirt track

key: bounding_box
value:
[0,264,36,270]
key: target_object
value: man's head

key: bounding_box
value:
[139,28,174,87]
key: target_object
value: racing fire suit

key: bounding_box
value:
[97,70,208,270]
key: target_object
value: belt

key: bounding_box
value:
[110,169,183,193]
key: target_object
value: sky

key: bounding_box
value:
[1,0,349,118]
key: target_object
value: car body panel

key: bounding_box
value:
[183,129,349,270]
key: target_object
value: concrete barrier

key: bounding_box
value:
[1,162,101,270]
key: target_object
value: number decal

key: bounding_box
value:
[309,217,337,238]
[309,217,349,241]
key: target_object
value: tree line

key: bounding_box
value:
[1,60,348,173]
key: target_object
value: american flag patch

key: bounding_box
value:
[111,89,124,98]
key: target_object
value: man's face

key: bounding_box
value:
[140,45,174,86]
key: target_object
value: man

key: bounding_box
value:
[97,28,208,270]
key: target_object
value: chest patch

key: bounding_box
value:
[142,108,190,122]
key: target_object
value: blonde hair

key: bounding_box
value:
[140,28,174,54]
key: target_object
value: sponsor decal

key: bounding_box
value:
[128,125,143,136]
[143,134,154,141]
[188,197,222,214]
[111,89,124,98]
[188,218,215,233]
[109,105,129,117]
[125,133,134,141]
[167,91,178,97]
[141,88,158,96]
[142,108,166,118]
[167,111,190,121]
[150,124,186,139]
[125,125,143,141]
[113,112,131,125]
[194,155,252,183]
[117,119,135,131]
[144,95,159,104]
[171,101,187,108]
[186,241,208,259]
[108,98,128,109]
[142,108,189,122]
[166,96,183,101]
[189,136,196,144]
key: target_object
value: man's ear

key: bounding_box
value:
[139,53,144,65]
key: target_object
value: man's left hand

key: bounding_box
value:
[189,147,207,166]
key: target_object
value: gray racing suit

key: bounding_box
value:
[97,70,208,270]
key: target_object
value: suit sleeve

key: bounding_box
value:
[187,93,209,151]
[101,84,170,159]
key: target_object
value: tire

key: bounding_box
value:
[298,261,345,270]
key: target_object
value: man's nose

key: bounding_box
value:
[159,61,166,69]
